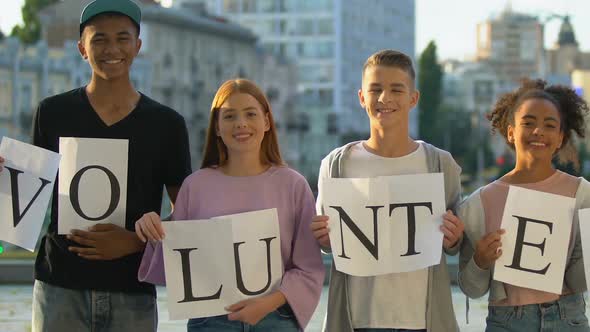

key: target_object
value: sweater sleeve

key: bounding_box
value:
[137,241,166,285]
[457,192,492,298]
[565,178,590,293]
[315,157,329,215]
[278,177,325,329]
[315,157,333,254]
[138,178,191,285]
[442,152,463,255]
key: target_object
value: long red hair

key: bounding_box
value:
[200,79,284,169]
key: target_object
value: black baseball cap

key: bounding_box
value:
[80,0,141,36]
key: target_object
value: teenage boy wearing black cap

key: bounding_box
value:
[19,0,193,331]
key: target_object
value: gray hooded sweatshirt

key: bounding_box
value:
[318,141,462,332]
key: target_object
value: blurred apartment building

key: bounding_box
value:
[445,7,590,164]
[0,37,151,143]
[175,0,416,182]
[476,6,544,84]
[0,0,299,170]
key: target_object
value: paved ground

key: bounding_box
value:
[0,284,491,332]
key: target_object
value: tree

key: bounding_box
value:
[11,0,59,44]
[437,105,472,160]
[0,30,4,41]
[417,41,443,145]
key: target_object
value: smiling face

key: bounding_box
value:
[507,98,564,163]
[216,92,270,159]
[359,65,419,130]
[78,14,141,81]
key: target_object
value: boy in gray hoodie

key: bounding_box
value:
[311,49,464,332]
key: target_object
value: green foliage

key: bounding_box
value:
[418,41,443,145]
[10,0,59,44]
[462,136,496,177]
[436,105,472,162]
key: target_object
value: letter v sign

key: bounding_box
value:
[5,166,52,227]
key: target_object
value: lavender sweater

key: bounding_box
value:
[138,166,325,329]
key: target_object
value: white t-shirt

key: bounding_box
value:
[320,141,429,329]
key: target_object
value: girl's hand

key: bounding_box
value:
[134,211,165,242]
[226,292,286,325]
[473,229,505,270]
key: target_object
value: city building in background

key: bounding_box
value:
[476,5,544,84]
[179,0,416,182]
[29,0,301,169]
[0,0,417,183]
[140,4,262,165]
[545,15,590,85]
[0,37,150,143]
[444,7,590,179]
[572,70,590,145]
[6,0,590,186]
[442,60,508,184]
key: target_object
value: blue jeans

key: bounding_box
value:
[486,293,590,332]
[32,280,157,332]
[187,304,298,331]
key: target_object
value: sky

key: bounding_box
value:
[1,0,588,60]
[415,0,590,60]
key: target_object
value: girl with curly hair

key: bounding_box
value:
[457,79,590,331]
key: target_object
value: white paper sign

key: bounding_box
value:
[0,137,61,251]
[322,173,445,276]
[58,138,128,234]
[494,186,575,294]
[162,218,235,320]
[576,208,590,292]
[162,209,282,320]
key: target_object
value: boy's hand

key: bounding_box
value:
[135,212,165,242]
[0,155,4,173]
[441,210,464,249]
[310,215,331,249]
[473,229,505,270]
[226,292,285,325]
[67,224,144,260]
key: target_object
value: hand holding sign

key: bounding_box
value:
[322,173,446,276]
[441,210,464,249]
[0,138,61,251]
[310,215,330,249]
[135,211,166,242]
[226,291,286,325]
[473,229,505,270]
[162,209,282,320]
[67,223,143,260]
[493,186,574,294]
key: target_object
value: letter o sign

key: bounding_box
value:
[69,165,121,221]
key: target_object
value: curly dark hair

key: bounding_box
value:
[488,79,589,153]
